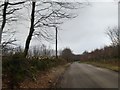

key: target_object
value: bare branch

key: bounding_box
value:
[2,39,17,48]
[6,8,22,14]
[8,1,25,6]
[106,27,119,46]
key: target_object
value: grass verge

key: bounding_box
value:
[80,59,119,72]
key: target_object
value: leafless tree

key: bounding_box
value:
[0,0,25,44]
[106,26,120,58]
[24,1,84,57]
[106,27,120,46]
[0,0,25,69]
[24,1,35,57]
[0,2,25,82]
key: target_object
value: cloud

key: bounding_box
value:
[58,2,117,54]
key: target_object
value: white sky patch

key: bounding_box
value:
[46,0,117,3]
[2,0,118,3]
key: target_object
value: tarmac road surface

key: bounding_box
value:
[57,62,118,88]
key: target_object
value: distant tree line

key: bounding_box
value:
[80,46,118,61]
[80,27,119,61]
[61,27,119,61]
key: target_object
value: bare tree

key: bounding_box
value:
[106,27,120,46]
[0,0,8,44]
[24,1,83,57]
[24,1,35,57]
[106,26,120,58]
[0,0,25,44]
[0,2,25,84]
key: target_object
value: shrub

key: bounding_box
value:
[3,53,29,88]
[3,54,67,89]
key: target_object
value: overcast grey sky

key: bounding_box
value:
[12,1,118,54]
[57,2,118,54]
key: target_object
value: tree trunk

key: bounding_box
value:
[0,1,8,88]
[0,1,8,44]
[24,2,35,57]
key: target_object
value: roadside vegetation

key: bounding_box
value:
[80,58,119,72]
[2,46,68,89]
[0,0,119,89]
[79,45,119,72]
[0,1,81,89]
[79,27,119,72]
[79,48,119,72]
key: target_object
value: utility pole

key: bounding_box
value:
[55,27,58,59]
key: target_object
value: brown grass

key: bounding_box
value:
[80,58,119,72]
